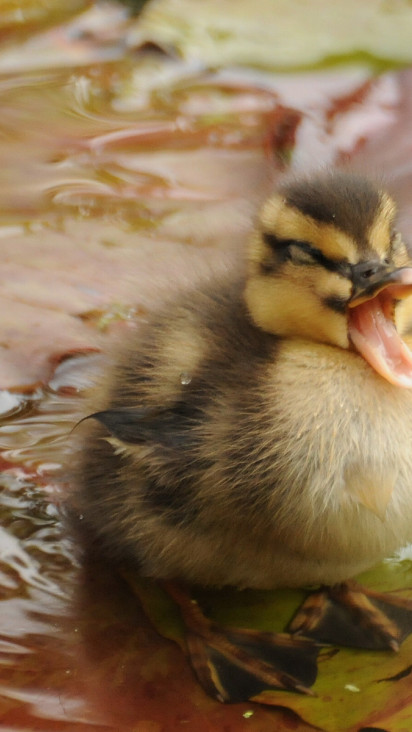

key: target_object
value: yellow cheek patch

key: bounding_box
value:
[244,274,349,349]
[316,270,352,302]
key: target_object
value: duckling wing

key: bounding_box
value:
[84,403,197,448]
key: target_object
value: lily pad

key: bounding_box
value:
[136,0,412,70]
[127,556,412,731]
[2,2,412,731]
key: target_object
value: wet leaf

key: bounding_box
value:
[130,558,412,731]
[136,0,412,70]
[2,2,412,731]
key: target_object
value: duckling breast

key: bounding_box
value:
[257,339,412,579]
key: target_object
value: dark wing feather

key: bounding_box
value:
[79,403,200,448]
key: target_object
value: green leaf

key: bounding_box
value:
[128,554,412,731]
[137,0,412,71]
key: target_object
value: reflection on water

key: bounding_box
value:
[0,372,278,730]
[0,351,90,727]
[2,2,412,730]
[0,7,289,715]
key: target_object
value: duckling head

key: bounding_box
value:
[245,170,412,387]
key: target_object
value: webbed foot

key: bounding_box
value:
[164,581,319,703]
[289,581,412,651]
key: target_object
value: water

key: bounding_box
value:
[1,2,412,730]
[0,4,290,728]
[179,372,191,386]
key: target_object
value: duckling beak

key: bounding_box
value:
[348,267,412,388]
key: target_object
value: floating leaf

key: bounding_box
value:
[128,557,412,731]
[137,0,412,70]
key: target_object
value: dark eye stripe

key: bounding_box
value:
[263,232,290,251]
[263,233,351,277]
[322,295,347,314]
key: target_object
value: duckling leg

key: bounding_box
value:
[288,581,412,651]
[163,581,319,702]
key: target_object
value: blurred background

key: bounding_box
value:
[1,2,412,730]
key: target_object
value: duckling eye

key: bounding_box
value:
[262,232,351,276]
[287,243,318,266]
[263,233,317,266]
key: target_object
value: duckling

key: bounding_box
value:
[75,170,412,702]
